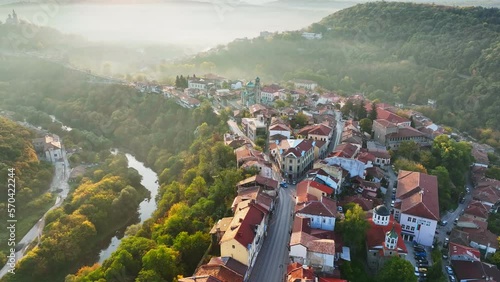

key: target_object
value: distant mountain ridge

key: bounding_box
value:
[179,2,500,144]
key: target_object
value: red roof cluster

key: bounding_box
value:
[396,170,440,220]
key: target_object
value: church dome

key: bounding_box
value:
[374,205,390,216]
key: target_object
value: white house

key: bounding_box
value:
[269,123,292,139]
[393,171,439,246]
[188,78,209,90]
[294,79,318,90]
[289,216,335,272]
[296,196,337,231]
[32,135,63,163]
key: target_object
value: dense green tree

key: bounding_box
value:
[431,166,454,212]
[369,102,378,121]
[359,118,372,133]
[393,158,427,173]
[376,256,416,282]
[339,204,369,252]
[486,166,500,180]
[398,141,420,161]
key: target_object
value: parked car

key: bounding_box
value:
[454,218,458,225]
[443,254,449,259]
[414,247,425,253]
[292,180,297,185]
[391,200,395,207]
[439,220,448,226]
[337,206,344,213]
[416,258,428,264]
[449,275,456,282]
[415,252,427,257]
[391,194,396,200]
[280,181,288,188]
[445,266,454,275]
[418,263,429,268]
[446,230,451,235]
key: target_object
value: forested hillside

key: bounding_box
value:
[167,2,500,145]
[0,117,54,263]
[0,56,246,281]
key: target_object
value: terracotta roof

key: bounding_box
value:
[308,180,335,195]
[297,196,337,217]
[464,200,489,220]
[231,186,274,213]
[467,228,499,249]
[376,108,410,125]
[296,180,319,204]
[306,239,335,255]
[373,119,397,128]
[396,170,439,220]
[339,195,375,211]
[206,257,247,277]
[261,84,282,93]
[387,126,426,139]
[292,215,312,234]
[287,262,315,282]
[237,175,279,190]
[356,151,376,164]
[472,185,500,204]
[220,201,266,247]
[290,230,318,247]
[282,139,315,158]
[331,143,359,159]
[368,150,391,159]
[270,123,291,132]
[451,261,500,282]
[249,104,267,114]
[366,216,407,253]
[448,242,481,261]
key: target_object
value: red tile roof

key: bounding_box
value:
[387,126,426,139]
[356,151,376,164]
[270,123,291,132]
[448,242,481,261]
[194,257,246,282]
[297,196,337,217]
[237,175,279,190]
[472,185,500,204]
[339,195,376,211]
[366,216,407,254]
[220,201,266,247]
[467,228,499,249]
[309,180,335,195]
[451,261,500,282]
[377,108,410,125]
[306,239,335,255]
[179,276,222,282]
[464,200,489,220]
[330,143,359,159]
[296,180,319,204]
[396,170,440,220]
[287,262,315,282]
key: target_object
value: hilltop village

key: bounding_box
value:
[129,74,500,282]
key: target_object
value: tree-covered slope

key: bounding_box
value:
[174,2,500,140]
[0,117,54,260]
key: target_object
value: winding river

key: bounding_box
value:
[97,152,159,263]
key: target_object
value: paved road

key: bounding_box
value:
[228,120,256,147]
[249,185,295,282]
[0,148,70,278]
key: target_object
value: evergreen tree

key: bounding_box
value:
[369,102,378,121]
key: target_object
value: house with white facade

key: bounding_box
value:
[393,171,439,246]
[188,78,210,90]
[220,200,268,279]
[297,123,334,144]
[289,216,336,273]
[296,196,337,231]
[32,135,63,163]
[293,79,318,90]
[269,123,292,139]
